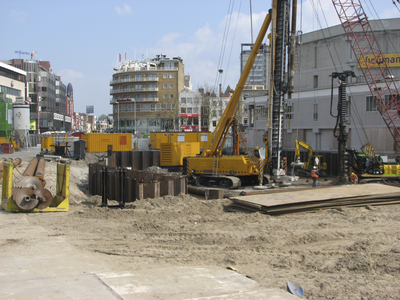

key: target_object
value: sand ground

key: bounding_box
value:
[2,150,400,299]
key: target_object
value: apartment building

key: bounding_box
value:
[179,88,201,131]
[110,54,185,134]
[0,61,26,103]
[240,43,270,90]
[5,59,71,133]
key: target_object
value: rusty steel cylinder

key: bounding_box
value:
[34,157,46,187]
[23,157,39,176]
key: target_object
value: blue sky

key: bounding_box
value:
[1,0,398,118]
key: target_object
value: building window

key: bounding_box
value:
[193,107,199,113]
[181,107,186,113]
[170,94,174,99]
[203,119,208,126]
[384,94,399,107]
[0,86,21,96]
[194,97,199,103]
[169,84,174,89]
[212,120,217,127]
[169,74,174,78]
[187,107,192,113]
[243,118,248,125]
[313,75,318,88]
[187,97,192,104]
[313,103,318,121]
[135,74,142,80]
[285,104,294,119]
[314,46,317,68]
[163,84,168,89]
[163,74,168,78]
[181,97,186,103]
[366,96,378,111]
[163,94,168,99]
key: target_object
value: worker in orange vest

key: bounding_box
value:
[311,166,319,187]
[350,172,358,184]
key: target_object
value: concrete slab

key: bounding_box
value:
[0,275,120,300]
[0,211,118,300]
[0,210,298,300]
[98,267,298,300]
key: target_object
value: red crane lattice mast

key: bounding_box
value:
[332,0,400,150]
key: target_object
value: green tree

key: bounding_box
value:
[98,114,108,121]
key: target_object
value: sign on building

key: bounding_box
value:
[86,105,94,114]
[358,53,400,68]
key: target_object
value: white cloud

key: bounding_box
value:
[57,69,85,84]
[9,10,28,24]
[115,4,132,15]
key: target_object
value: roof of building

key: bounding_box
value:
[67,83,73,94]
[0,61,27,76]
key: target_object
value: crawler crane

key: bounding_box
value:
[184,9,273,189]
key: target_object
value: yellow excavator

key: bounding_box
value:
[183,9,273,189]
[291,139,327,175]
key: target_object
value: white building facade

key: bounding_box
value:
[246,18,400,156]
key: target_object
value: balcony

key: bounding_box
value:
[110,87,158,94]
[113,66,178,75]
[110,77,159,85]
[110,97,159,104]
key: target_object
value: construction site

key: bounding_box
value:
[2,0,400,299]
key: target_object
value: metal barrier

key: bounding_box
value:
[88,159,187,205]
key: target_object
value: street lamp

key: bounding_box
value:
[117,101,119,133]
[133,99,136,135]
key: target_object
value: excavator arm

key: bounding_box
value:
[294,139,313,161]
[201,10,272,158]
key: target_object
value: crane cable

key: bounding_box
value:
[222,0,243,90]
[214,0,235,95]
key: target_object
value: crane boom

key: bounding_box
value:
[201,10,272,158]
[332,0,400,150]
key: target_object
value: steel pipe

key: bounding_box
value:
[34,157,46,187]
[23,157,39,176]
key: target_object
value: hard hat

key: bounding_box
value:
[313,166,317,169]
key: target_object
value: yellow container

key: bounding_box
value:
[41,136,54,153]
[160,142,200,167]
[86,133,132,152]
[150,132,171,149]
[150,132,211,150]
